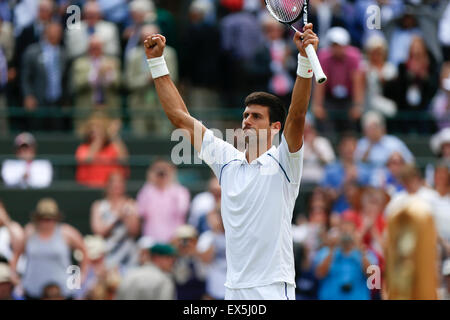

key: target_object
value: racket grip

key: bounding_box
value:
[305,44,327,84]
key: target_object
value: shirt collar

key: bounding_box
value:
[241,145,277,165]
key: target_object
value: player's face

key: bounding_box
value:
[242,105,275,143]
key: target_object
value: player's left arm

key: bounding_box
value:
[283,23,319,153]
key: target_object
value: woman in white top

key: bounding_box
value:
[1,132,53,189]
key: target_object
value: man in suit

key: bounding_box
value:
[64,1,120,60]
[71,35,121,134]
[10,0,54,108]
[21,21,68,131]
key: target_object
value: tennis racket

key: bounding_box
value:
[265,0,327,84]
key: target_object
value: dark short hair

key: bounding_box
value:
[244,92,287,131]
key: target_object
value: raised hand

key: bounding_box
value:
[144,34,166,59]
[293,23,319,58]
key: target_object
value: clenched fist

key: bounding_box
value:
[144,34,166,59]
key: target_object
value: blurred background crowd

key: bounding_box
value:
[0,0,450,300]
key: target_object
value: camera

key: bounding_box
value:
[341,283,353,293]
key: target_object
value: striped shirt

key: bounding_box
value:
[98,200,139,271]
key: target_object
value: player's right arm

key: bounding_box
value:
[144,34,206,152]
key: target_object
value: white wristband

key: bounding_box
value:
[297,54,313,79]
[147,56,169,79]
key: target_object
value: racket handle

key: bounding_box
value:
[305,44,327,84]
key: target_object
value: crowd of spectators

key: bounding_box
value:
[0,164,226,300]
[0,0,450,301]
[0,0,446,135]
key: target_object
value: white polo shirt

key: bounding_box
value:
[198,129,304,289]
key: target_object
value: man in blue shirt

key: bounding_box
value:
[314,218,378,300]
[354,111,414,167]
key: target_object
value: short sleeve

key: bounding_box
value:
[198,129,242,178]
[277,133,304,185]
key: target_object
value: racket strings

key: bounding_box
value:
[266,0,305,23]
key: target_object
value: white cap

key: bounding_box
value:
[430,127,450,155]
[326,27,350,46]
[0,263,12,283]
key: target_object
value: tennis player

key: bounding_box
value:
[144,23,319,300]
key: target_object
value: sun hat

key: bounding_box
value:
[326,27,351,46]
